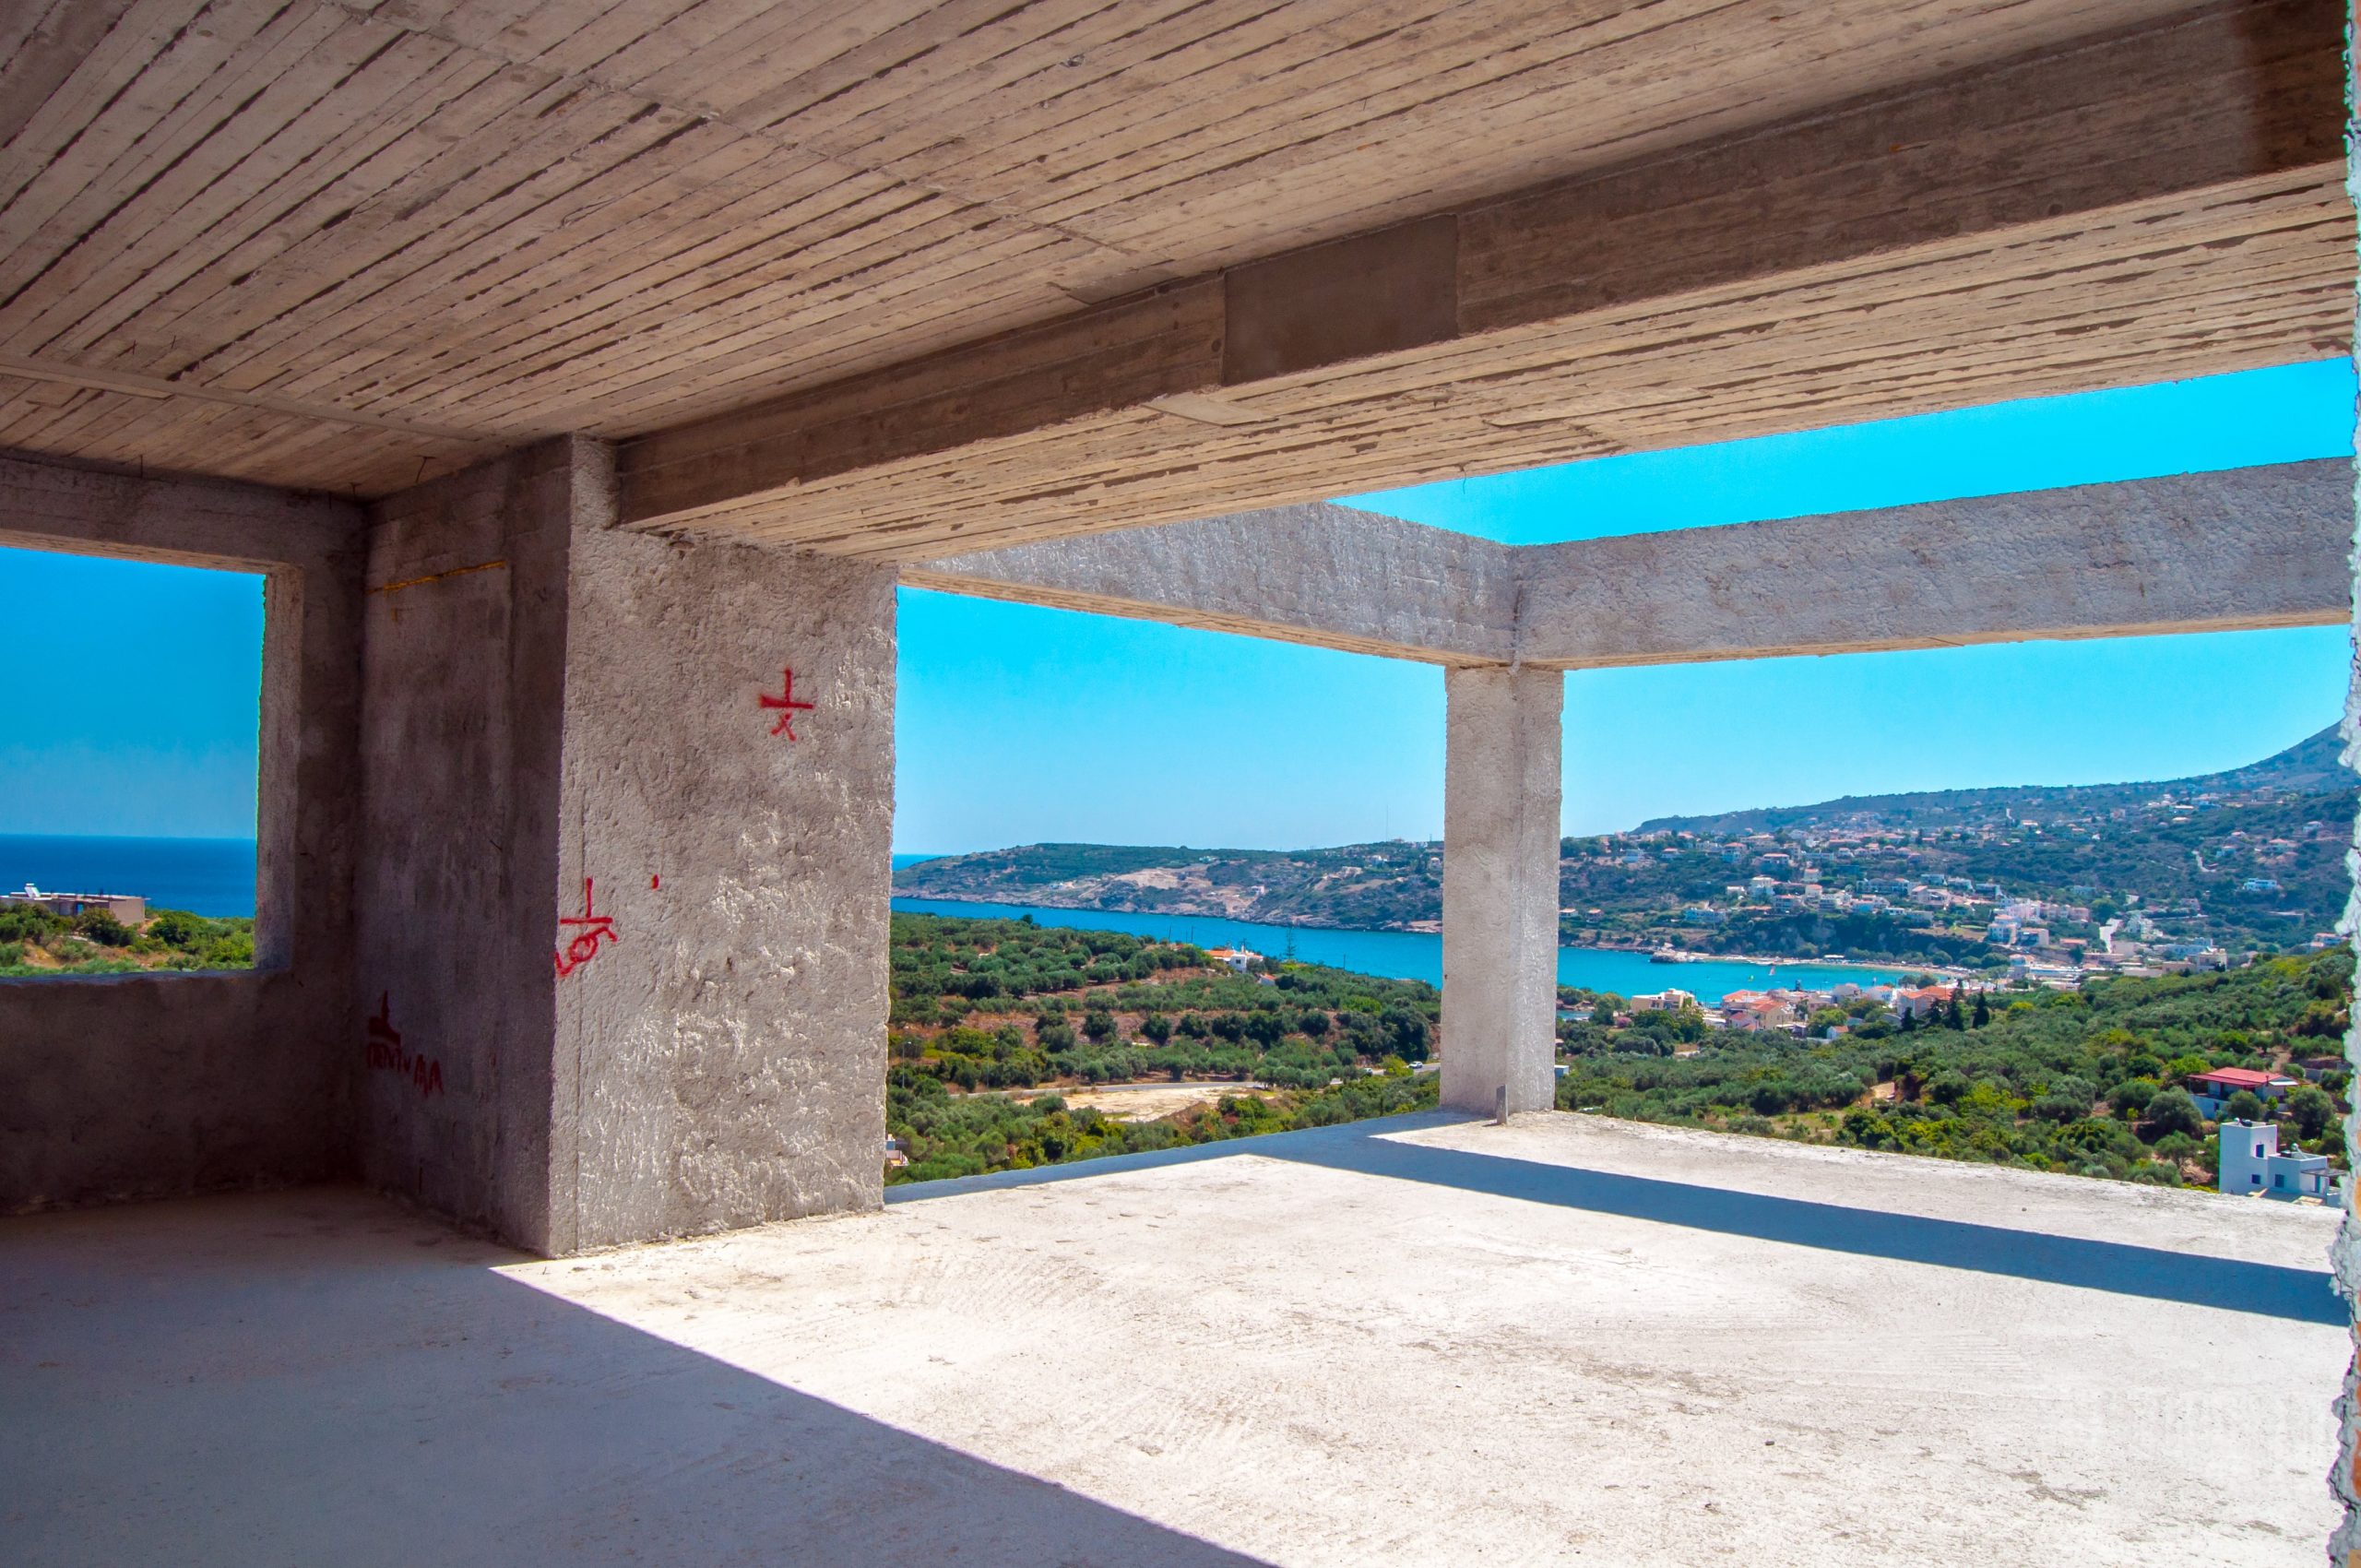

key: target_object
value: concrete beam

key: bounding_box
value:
[618,2,2346,550]
[904,503,1516,666]
[907,461,2348,669]
[1514,460,2352,669]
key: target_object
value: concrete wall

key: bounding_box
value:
[358,438,896,1253]
[551,452,896,1252]
[355,440,577,1242]
[0,454,364,1212]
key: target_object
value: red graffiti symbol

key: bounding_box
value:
[554,877,619,978]
[363,992,444,1098]
[758,667,815,740]
[366,992,400,1055]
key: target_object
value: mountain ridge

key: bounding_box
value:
[1635,724,2348,836]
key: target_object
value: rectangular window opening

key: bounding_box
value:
[1,542,266,979]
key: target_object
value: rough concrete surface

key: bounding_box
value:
[552,448,896,1252]
[355,437,896,1254]
[0,453,363,1213]
[0,1113,2336,1567]
[908,462,2348,673]
[908,500,1516,665]
[356,438,578,1244]
[1441,664,1563,1116]
[2325,243,2360,1564]
[1514,459,2354,670]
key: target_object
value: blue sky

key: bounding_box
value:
[0,546,265,837]
[3,361,2353,849]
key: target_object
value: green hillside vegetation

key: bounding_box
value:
[1556,946,2352,1188]
[0,903,254,977]
[887,911,1440,1183]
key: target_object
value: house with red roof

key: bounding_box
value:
[2186,1067,2298,1119]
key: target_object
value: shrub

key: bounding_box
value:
[73,911,133,947]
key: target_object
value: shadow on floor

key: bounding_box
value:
[0,1192,1273,1568]
[896,1112,2343,1324]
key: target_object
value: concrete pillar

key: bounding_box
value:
[357,436,895,1253]
[2331,54,2361,1565]
[2329,51,2361,1545]
[1440,664,1564,1117]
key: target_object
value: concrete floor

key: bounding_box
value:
[2,1112,2343,1567]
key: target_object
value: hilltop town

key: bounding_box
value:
[894,726,2352,973]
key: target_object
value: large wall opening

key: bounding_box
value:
[0,542,265,977]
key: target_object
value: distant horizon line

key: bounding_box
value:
[0,830,258,843]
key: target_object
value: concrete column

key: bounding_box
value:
[1440,664,1563,1117]
[2330,64,2361,1566]
[358,437,895,1254]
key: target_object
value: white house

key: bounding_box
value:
[2218,1120,2334,1200]
[5,885,146,925]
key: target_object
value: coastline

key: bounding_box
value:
[887,887,1959,979]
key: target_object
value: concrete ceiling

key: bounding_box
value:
[0,0,2348,551]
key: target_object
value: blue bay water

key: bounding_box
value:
[0,835,256,917]
[889,888,1900,1004]
[16,842,1899,1000]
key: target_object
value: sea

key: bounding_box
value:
[0,835,257,918]
[890,856,1897,1004]
[1,840,1897,1002]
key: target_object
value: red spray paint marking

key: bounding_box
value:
[758,667,816,740]
[363,992,444,1099]
[554,877,619,978]
[650,874,660,891]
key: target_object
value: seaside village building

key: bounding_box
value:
[4,4,2361,1562]
[2221,1119,2340,1201]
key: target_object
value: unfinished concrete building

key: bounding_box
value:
[0,1,2355,1562]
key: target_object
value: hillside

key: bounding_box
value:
[893,726,2355,962]
[1636,724,2349,835]
[885,910,1439,1183]
[1555,944,2350,1190]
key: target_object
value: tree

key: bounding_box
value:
[1082,1009,1116,1042]
[1971,991,1990,1028]
[2220,1088,2266,1123]
[2108,1078,2157,1117]
[1140,1012,1173,1044]
[1381,1005,1431,1061]
[2288,1083,2337,1141]
[2144,1087,2203,1140]
[1298,1008,1331,1037]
